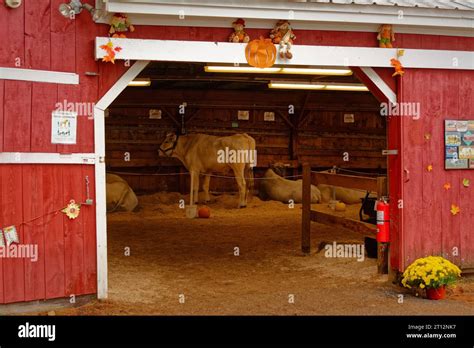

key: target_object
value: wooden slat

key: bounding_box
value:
[82,165,97,294]
[23,165,46,301]
[75,3,99,153]
[24,0,51,70]
[442,71,461,265]
[310,210,377,236]
[3,81,32,152]
[2,165,25,303]
[312,172,379,192]
[0,0,24,67]
[459,71,474,268]
[62,165,85,296]
[43,164,66,299]
[31,83,58,153]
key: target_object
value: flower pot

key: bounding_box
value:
[426,286,446,300]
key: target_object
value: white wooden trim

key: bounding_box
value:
[94,108,108,300]
[95,60,151,110]
[0,152,95,164]
[360,67,397,105]
[102,0,474,30]
[96,14,474,38]
[94,61,149,299]
[95,38,474,71]
[0,67,79,85]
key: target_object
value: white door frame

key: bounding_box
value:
[94,60,150,299]
[93,57,397,299]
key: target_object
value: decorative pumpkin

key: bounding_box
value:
[245,37,277,68]
[335,202,346,212]
[198,206,211,218]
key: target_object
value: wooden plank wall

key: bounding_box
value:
[106,88,386,193]
[401,69,474,270]
[0,164,96,304]
[0,0,100,304]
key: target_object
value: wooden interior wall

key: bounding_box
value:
[106,88,386,193]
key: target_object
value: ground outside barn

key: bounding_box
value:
[42,193,474,316]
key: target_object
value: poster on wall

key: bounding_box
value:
[445,120,474,169]
[51,110,77,144]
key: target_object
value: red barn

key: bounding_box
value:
[0,0,473,306]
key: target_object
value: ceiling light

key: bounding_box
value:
[205,66,352,76]
[128,79,151,87]
[59,0,103,21]
[269,82,325,90]
[268,82,368,91]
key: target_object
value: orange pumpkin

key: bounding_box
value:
[198,206,211,218]
[245,37,277,68]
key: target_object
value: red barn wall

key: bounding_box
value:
[0,0,473,303]
[398,69,474,270]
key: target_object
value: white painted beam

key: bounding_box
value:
[95,38,474,70]
[0,67,79,85]
[360,67,397,105]
[0,153,95,164]
[103,0,474,29]
[94,61,149,300]
[95,60,151,111]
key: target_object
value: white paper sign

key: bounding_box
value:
[51,111,77,144]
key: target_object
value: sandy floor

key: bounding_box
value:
[55,192,474,315]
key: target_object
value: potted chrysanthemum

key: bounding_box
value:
[401,256,462,300]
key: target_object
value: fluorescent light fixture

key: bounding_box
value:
[205,66,352,76]
[128,79,151,87]
[269,82,326,90]
[269,82,368,91]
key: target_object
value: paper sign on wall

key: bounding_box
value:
[51,111,77,144]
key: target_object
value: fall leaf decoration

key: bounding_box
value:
[443,183,451,190]
[463,178,470,188]
[100,40,122,64]
[62,200,81,220]
[450,204,460,216]
[427,164,433,172]
[245,37,277,68]
[424,133,431,141]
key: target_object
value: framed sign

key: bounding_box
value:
[51,110,77,144]
[445,120,474,169]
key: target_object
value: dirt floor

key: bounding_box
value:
[53,192,474,315]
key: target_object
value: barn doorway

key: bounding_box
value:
[99,61,391,314]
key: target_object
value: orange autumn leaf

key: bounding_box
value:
[427,165,433,172]
[443,183,451,190]
[450,204,460,216]
[424,133,431,140]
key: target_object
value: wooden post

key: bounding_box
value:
[302,163,311,254]
[376,176,389,274]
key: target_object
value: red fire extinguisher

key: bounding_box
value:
[376,197,390,243]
